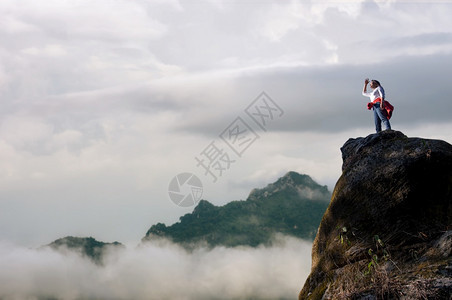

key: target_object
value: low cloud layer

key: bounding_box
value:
[0,236,311,300]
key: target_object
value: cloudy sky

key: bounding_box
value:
[1,0,452,247]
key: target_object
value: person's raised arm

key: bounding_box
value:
[362,78,370,96]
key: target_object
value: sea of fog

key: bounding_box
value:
[0,235,312,300]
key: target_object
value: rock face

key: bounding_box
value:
[299,131,452,299]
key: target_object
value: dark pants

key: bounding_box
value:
[373,105,391,133]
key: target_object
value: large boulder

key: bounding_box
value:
[299,130,452,299]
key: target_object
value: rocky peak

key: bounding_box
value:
[192,199,216,214]
[45,236,124,265]
[299,130,452,299]
[248,171,329,202]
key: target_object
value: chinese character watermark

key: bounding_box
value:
[194,141,236,183]
[219,117,259,157]
[168,91,284,207]
[245,91,284,131]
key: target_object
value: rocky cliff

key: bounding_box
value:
[299,130,452,299]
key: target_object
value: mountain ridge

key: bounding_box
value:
[44,236,124,265]
[142,171,331,248]
[44,171,330,260]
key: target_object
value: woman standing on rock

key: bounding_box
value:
[362,78,393,133]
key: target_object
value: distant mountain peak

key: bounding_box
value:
[248,171,329,202]
[282,171,313,182]
[44,236,124,264]
[143,171,331,247]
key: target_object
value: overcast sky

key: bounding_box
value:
[1,0,452,246]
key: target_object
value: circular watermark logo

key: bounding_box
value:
[168,173,203,207]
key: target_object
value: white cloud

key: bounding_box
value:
[0,0,168,41]
[0,0,176,100]
[310,0,364,21]
[0,14,39,34]
[254,2,305,42]
[0,236,312,300]
[21,44,68,57]
[2,0,452,103]
[0,115,54,152]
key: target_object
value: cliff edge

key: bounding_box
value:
[299,130,452,299]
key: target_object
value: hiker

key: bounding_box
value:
[362,78,393,133]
